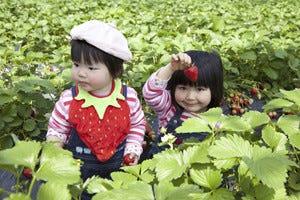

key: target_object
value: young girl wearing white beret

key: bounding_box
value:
[46,20,146,188]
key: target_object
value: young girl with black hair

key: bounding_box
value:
[46,20,146,186]
[142,50,223,154]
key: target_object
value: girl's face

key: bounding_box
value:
[71,60,113,95]
[174,84,211,113]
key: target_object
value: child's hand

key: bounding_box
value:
[122,153,138,166]
[170,53,192,71]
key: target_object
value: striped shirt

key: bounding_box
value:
[142,73,196,132]
[47,84,146,157]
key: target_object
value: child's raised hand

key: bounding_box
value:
[170,53,192,71]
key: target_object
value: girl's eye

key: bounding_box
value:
[178,86,187,90]
[89,67,99,70]
[197,87,206,92]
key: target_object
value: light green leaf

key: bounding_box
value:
[289,133,300,150]
[154,181,200,200]
[253,183,276,200]
[209,134,252,159]
[92,181,154,200]
[176,117,211,133]
[218,116,251,132]
[240,50,257,60]
[0,141,41,169]
[277,115,300,136]
[262,125,288,153]
[263,98,294,112]
[242,111,270,129]
[110,171,137,183]
[36,143,80,184]
[4,193,31,200]
[189,188,234,200]
[190,167,222,190]
[37,182,71,200]
[183,143,211,164]
[212,158,239,170]
[121,164,141,177]
[243,145,295,189]
[87,177,118,193]
[199,107,223,129]
[154,149,187,182]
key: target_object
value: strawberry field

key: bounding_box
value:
[0,0,299,199]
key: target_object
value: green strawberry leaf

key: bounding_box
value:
[289,133,300,150]
[209,134,252,159]
[36,143,81,184]
[190,167,222,190]
[37,182,71,200]
[243,145,296,189]
[176,117,211,133]
[279,88,300,105]
[242,111,270,129]
[263,98,294,112]
[0,140,41,169]
[262,124,288,153]
[154,149,187,182]
[277,115,300,136]
[4,193,31,200]
[92,181,153,200]
[86,176,119,194]
[218,116,251,132]
[110,171,138,184]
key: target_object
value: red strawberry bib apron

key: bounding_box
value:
[65,79,130,181]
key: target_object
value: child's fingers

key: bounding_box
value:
[171,53,191,70]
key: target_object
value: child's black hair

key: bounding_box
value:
[70,40,124,78]
[167,50,223,111]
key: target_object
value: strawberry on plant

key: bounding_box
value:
[23,168,32,178]
[259,82,265,90]
[184,66,198,82]
[123,154,135,165]
[251,88,258,96]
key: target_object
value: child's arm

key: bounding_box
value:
[123,87,146,165]
[46,89,73,148]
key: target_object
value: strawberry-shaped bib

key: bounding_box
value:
[68,79,130,162]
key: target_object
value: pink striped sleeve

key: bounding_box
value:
[124,86,146,158]
[46,89,73,144]
[142,73,175,128]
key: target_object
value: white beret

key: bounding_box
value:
[70,20,132,61]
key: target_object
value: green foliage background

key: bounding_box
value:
[1,0,299,92]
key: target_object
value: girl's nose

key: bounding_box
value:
[78,68,86,77]
[186,89,196,100]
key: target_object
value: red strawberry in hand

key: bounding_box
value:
[184,66,198,82]
[123,154,135,165]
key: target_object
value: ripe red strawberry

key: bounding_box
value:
[23,168,32,178]
[251,88,258,96]
[123,154,135,165]
[184,66,198,82]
